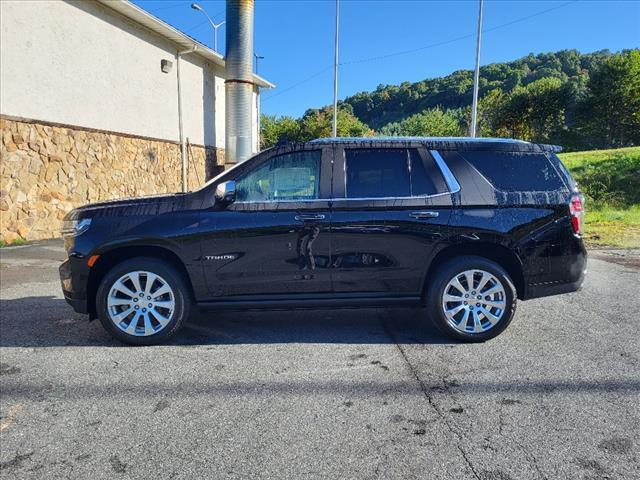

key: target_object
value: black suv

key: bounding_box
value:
[60,137,586,345]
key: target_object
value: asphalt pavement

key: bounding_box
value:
[0,240,638,479]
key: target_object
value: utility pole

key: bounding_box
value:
[332,0,339,137]
[470,0,483,137]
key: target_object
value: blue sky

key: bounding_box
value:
[134,0,640,117]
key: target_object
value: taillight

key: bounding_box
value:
[569,193,585,235]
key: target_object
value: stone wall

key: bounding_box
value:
[0,116,224,243]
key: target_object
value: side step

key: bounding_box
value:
[197,295,422,311]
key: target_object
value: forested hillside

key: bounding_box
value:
[345,50,612,128]
[261,49,640,151]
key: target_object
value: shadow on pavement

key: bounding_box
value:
[0,296,452,347]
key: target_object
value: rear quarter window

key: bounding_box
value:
[460,151,566,192]
[547,153,577,191]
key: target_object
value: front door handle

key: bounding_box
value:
[295,214,326,221]
[409,211,439,219]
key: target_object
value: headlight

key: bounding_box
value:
[61,218,92,237]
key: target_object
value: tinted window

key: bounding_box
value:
[460,151,565,192]
[548,153,576,190]
[345,148,445,198]
[410,150,448,196]
[236,150,321,202]
[346,149,409,198]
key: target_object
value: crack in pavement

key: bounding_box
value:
[512,438,548,480]
[380,317,482,480]
[382,316,552,480]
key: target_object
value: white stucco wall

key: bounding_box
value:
[0,0,227,148]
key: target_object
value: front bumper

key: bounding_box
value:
[63,292,88,314]
[59,257,89,314]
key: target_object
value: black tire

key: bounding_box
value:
[425,256,517,342]
[96,257,191,346]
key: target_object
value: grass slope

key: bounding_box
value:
[559,146,640,248]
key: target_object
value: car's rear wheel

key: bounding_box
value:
[426,256,517,342]
[96,258,191,345]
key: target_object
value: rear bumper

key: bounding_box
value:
[523,241,587,300]
[524,274,585,299]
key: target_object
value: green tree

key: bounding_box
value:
[475,89,507,137]
[260,106,373,149]
[260,114,301,149]
[576,50,640,148]
[484,78,568,142]
[299,104,373,140]
[378,108,463,137]
[522,77,568,142]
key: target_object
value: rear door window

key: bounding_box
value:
[460,151,565,192]
[346,148,409,198]
[345,148,446,198]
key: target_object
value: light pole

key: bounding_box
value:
[470,0,483,137]
[332,0,339,137]
[254,53,264,75]
[191,3,225,53]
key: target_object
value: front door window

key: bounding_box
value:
[236,150,322,202]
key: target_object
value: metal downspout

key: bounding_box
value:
[177,46,197,192]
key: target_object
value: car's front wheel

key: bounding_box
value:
[96,258,191,345]
[426,256,517,342]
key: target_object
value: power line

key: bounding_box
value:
[182,18,210,34]
[342,0,577,66]
[183,10,224,34]
[341,33,475,67]
[484,0,578,34]
[144,1,189,14]
[144,0,224,15]
[263,0,578,102]
[262,66,333,102]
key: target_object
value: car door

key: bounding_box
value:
[199,146,333,298]
[330,144,454,296]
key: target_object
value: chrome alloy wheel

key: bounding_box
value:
[106,271,175,337]
[441,269,506,334]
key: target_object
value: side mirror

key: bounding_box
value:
[215,180,236,205]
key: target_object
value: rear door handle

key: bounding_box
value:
[409,211,439,219]
[295,214,326,221]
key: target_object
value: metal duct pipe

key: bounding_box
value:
[225,0,254,166]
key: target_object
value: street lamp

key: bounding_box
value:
[254,54,264,75]
[191,3,225,53]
